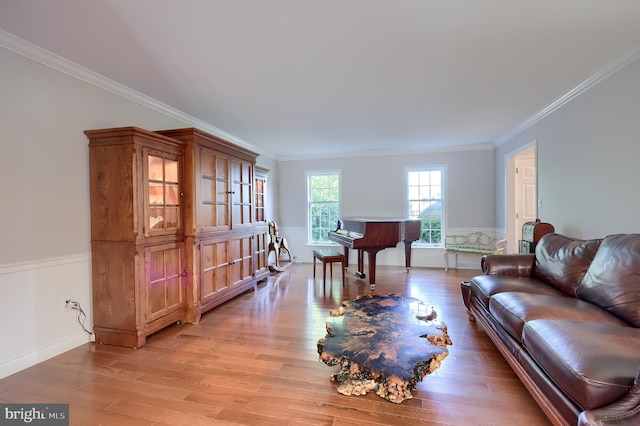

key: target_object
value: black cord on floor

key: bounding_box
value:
[67,301,94,336]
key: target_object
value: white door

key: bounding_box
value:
[515,154,536,242]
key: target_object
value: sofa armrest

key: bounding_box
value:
[481,254,536,276]
[578,369,640,426]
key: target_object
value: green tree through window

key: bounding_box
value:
[407,168,444,246]
[308,172,340,244]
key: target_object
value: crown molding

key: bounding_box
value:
[0,29,263,154]
[277,142,494,162]
[497,43,640,145]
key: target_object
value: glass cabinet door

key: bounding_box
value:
[145,149,182,236]
[200,148,230,231]
[254,172,265,223]
[231,158,253,228]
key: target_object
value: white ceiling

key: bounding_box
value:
[2,0,640,159]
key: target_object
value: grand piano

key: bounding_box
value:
[328,217,422,287]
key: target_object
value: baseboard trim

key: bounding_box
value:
[0,332,91,379]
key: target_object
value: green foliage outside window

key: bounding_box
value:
[308,173,340,244]
[408,168,444,246]
[420,216,441,245]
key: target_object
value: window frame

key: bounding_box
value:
[306,170,341,245]
[406,166,445,247]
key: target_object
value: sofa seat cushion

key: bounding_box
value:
[579,234,640,326]
[523,319,640,410]
[470,275,566,310]
[489,293,628,342]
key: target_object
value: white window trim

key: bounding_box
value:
[306,170,342,245]
[405,165,446,248]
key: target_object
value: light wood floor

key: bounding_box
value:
[0,263,551,425]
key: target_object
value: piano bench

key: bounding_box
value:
[313,249,346,286]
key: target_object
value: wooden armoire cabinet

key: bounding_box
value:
[86,127,188,348]
[87,126,269,346]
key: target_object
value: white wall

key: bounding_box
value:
[0,44,277,378]
[495,55,640,239]
[276,148,495,268]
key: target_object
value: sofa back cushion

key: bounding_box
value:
[535,233,602,297]
[578,234,640,327]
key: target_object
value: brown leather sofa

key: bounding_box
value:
[461,233,640,426]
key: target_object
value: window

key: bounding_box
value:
[407,168,444,246]
[307,171,340,244]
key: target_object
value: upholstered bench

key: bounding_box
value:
[313,249,345,285]
[444,232,506,270]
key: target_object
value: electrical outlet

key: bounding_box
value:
[64,300,73,311]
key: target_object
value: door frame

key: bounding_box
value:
[506,141,537,253]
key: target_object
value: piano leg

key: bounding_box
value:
[366,249,385,290]
[352,248,386,289]
[342,247,349,270]
[356,250,365,278]
[404,240,414,272]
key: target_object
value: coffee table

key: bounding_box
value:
[317,294,452,403]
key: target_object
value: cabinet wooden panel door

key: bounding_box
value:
[145,242,186,322]
[196,233,255,316]
[229,233,254,287]
[254,228,269,279]
[200,238,230,304]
